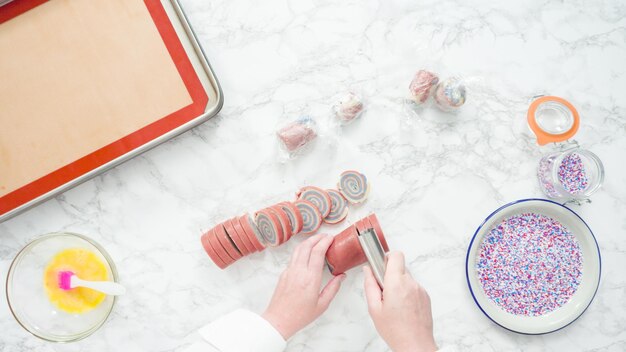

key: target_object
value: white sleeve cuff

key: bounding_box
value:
[197,309,287,352]
[182,341,219,352]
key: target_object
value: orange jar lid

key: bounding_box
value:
[527,96,580,145]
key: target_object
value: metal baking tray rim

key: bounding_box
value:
[0,0,223,223]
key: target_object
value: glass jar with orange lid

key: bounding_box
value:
[527,96,605,204]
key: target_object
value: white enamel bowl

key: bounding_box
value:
[466,199,601,334]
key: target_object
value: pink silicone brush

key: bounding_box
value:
[58,271,126,295]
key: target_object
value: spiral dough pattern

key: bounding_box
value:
[295,200,322,235]
[297,186,331,218]
[337,170,369,204]
[324,189,349,224]
[279,202,303,235]
[255,210,281,246]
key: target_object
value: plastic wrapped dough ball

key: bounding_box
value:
[434,77,466,111]
[409,70,439,104]
[277,116,317,155]
[334,92,364,124]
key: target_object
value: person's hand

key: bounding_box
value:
[363,251,437,352]
[262,233,346,340]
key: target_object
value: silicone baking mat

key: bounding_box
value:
[0,0,219,220]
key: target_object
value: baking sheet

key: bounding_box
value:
[0,0,222,221]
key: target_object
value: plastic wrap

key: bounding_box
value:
[276,115,318,159]
[409,70,439,105]
[433,76,467,111]
[333,91,365,125]
[402,70,470,124]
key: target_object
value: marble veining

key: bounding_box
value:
[1,0,625,351]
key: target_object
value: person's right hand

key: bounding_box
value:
[363,251,438,352]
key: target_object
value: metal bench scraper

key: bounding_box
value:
[357,227,387,289]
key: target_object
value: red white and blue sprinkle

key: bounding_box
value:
[537,155,559,198]
[558,153,589,195]
[476,212,583,316]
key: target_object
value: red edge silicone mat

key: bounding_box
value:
[0,0,209,217]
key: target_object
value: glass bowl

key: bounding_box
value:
[6,232,118,342]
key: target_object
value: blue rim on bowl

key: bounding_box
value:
[465,198,601,334]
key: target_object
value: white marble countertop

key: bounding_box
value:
[2,0,626,351]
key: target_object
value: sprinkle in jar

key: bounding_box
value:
[558,153,589,194]
[537,148,604,201]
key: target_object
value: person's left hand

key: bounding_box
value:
[262,233,346,340]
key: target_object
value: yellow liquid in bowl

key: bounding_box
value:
[43,248,108,314]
